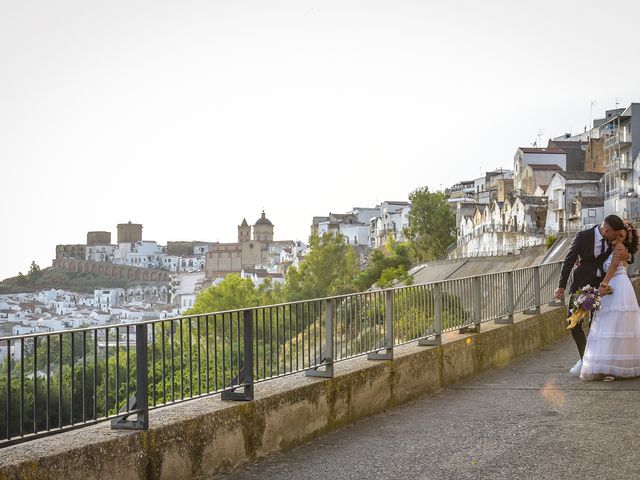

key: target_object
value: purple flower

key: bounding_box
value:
[583,298,595,311]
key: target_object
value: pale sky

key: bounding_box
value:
[1,0,640,281]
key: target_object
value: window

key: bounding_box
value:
[588,209,596,218]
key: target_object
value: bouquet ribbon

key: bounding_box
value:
[566,309,589,329]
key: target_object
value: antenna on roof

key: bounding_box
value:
[616,97,621,109]
[537,129,544,148]
[589,100,596,131]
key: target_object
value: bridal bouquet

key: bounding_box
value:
[566,284,613,329]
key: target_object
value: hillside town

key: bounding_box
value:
[450,103,639,257]
[0,204,412,342]
[1,102,639,342]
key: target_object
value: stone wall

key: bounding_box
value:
[53,259,171,283]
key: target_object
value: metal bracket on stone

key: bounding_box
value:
[306,350,334,378]
[548,298,565,307]
[418,327,440,346]
[458,324,480,334]
[110,395,148,430]
[367,347,393,361]
[221,363,254,401]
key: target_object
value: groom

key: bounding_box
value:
[555,214,626,375]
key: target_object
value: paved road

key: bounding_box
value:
[219,338,640,480]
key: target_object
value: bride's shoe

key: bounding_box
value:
[603,376,615,382]
[569,359,583,375]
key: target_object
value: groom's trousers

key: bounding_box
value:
[570,318,587,359]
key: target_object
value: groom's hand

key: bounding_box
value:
[555,288,565,299]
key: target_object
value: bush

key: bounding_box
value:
[544,235,557,250]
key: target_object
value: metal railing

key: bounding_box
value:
[605,159,633,171]
[604,132,632,149]
[0,261,568,447]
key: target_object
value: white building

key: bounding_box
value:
[180,294,196,313]
[600,103,640,219]
[86,244,116,262]
[545,171,603,233]
[370,201,411,248]
[94,288,124,310]
[568,195,605,230]
[114,241,166,269]
[514,147,567,191]
[455,193,547,257]
[240,268,286,288]
[314,213,370,246]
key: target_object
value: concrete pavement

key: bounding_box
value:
[219,337,640,480]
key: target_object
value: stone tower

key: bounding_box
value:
[253,211,274,243]
[238,218,251,243]
[117,221,143,244]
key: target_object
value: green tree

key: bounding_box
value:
[28,261,41,277]
[405,187,456,262]
[283,232,358,301]
[186,274,261,314]
[356,236,413,290]
[376,265,413,289]
[256,277,283,306]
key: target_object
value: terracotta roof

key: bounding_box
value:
[528,164,563,171]
[519,147,566,154]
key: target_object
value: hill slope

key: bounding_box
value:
[0,267,132,294]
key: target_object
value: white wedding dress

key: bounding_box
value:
[580,254,640,380]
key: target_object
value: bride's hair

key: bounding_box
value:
[623,220,639,255]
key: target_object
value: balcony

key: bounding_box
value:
[606,159,633,172]
[604,131,633,150]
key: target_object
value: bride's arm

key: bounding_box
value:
[599,243,627,293]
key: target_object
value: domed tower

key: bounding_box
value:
[253,211,274,243]
[238,218,251,243]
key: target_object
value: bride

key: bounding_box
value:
[580,221,640,381]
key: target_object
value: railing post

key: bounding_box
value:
[222,309,254,401]
[460,278,482,334]
[306,299,334,378]
[473,276,482,331]
[525,266,541,315]
[136,324,149,428]
[368,290,394,360]
[111,323,149,430]
[549,264,566,306]
[496,272,515,324]
[420,283,442,346]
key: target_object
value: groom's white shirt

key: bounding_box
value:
[594,225,604,257]
[594,225,604,276]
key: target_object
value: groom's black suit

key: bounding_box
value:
[558,225,612,358]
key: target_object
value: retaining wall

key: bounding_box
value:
[5,281,638,480]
